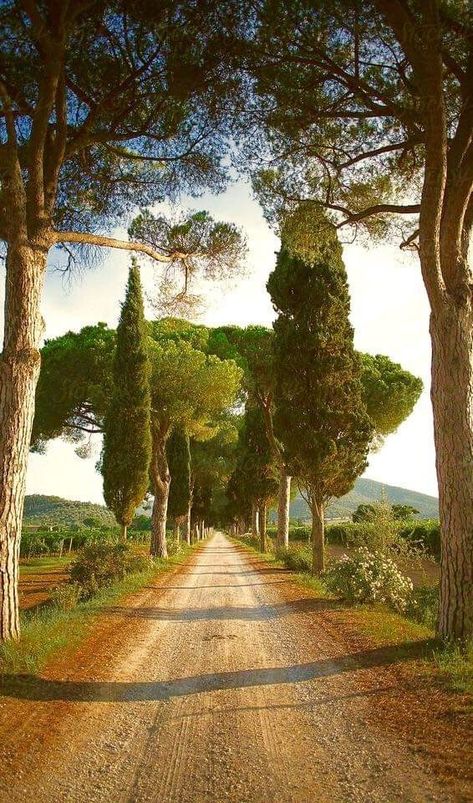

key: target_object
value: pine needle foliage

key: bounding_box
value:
[167,428,191,520]
[268,216,373,571]
[102,263,151,536]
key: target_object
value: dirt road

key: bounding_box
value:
[0,534,469,802]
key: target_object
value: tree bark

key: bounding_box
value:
[258,501,267,552]
[277,469,291,548]
[149,427,170,559]
[173,519,180,543]
[0,242,47,642]
[120,523,128,541]
[251,502,259,537]
[431,302,473,642]
[183,504,191,545]
[311,499,325,575]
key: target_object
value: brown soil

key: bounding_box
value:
[0,533,470,803]
[19,564,71,610]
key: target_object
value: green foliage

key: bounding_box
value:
[324,548,413,612]
[32,324,115,448]
[227,405,278,519]
[49,583,82,612]
[274,545,312,573]
[392,504,420,520]
[70,543,152,598]
[352,504,377,523]
[360,354,423,441]
[167,428,191,519]
[102,264,151,530]
[327,518,440,560]
[129,211,246,311]
[148,338,242,438]
[269,223,373,504]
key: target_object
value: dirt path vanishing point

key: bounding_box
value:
[0,533,470,803]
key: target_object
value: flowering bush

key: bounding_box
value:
[324,547,413,612]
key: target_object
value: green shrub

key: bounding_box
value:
[324,547,413,612]
[50,582,82,611]
[405,584,439,628]
[70,542,141,598]
[399,520,440,560]
[274,545,312,572]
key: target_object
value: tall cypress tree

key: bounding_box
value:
[268,219,373,573]
[166,427,191,542]
[102,261,151,540]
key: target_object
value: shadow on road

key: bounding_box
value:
[104,597,340,621]
[0,639,435,704]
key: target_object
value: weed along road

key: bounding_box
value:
[0,534,465,803]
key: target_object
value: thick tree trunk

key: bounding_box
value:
[120,523,128,541]
[0,243,47,642]
[277,470,291,548]
[431,303,473,642]
[251,502,259,537]
[311,499,325,575]
[149,430,170,559]
[258,501,267,552]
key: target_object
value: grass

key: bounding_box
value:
[19,556,72,575]
[0,541,200,677]
[232,532,473,698]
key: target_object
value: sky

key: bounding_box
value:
[2,180,437,504]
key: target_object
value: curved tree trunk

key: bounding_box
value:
[277,469,291,548]
[311,498,325,575]
[251,502,259,537]
[431,302,473,642]
[258,501,267,552]
[0,243,46,642]
[150,428,170,559]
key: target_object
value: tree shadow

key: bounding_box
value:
[0,639,435,704]
[105,597,340,622]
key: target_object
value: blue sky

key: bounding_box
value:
[15,180,436,503]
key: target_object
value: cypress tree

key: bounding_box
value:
[268,219,373,573]
[166,427,191,542]
[102,261,151,539]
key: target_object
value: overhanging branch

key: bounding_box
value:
[52,230,187,263]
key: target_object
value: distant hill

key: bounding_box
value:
[271,477,439,523]
[23,494,116,528]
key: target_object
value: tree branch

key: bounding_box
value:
[52,230,186,263]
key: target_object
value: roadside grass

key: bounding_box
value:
[20,556,72,575]
[231,533,473,698]
[0,542,199,678]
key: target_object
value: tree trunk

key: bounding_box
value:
[0,243,47,642]
[258,501,267,552]
[277,470,291,548]
[311,499,325,575]
[251,502,259,537]
[431,303,473,642]
[183,504,191,545]
[149,429,170,559]
[120,523,128,541]
[173,519,181,543]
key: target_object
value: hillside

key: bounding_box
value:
[271,477,439,522]
[23,494,116,528]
